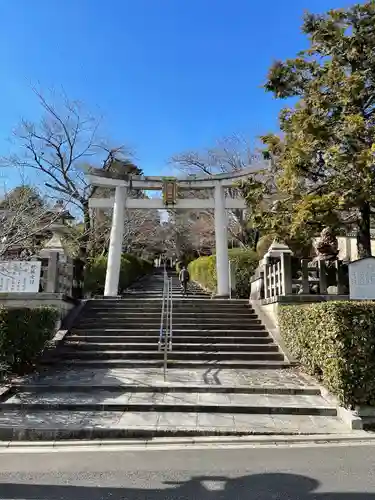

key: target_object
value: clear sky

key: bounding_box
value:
[0,0,356,185]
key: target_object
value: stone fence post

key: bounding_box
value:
[44,251,59,293]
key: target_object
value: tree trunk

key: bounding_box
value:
[79,201,91,262]
[357,202,372,258]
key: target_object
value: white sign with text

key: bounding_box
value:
[0,261,41,293]
[349,257,375,300]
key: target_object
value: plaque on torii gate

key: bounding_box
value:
[162,178,178,206]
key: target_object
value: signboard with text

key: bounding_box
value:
[349,257,375,300]
[0,261,41,293]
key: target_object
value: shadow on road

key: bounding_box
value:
[0,472,373,499]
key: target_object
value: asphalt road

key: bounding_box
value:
[0,444,374,499]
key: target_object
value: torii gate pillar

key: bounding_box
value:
[104,185,126,296]
[214,183,230,297]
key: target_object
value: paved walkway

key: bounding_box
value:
[0,367,351,438]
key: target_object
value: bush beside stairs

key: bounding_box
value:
[0,270,352,440]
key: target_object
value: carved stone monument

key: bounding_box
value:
[314,227,339,262]
[349,257,375,300]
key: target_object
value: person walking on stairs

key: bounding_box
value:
[179,265,190,296]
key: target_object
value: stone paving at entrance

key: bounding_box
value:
[0,366,352,440]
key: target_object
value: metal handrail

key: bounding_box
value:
[169,276,173,350]
[158,269,173,381]
[158,273,167,350]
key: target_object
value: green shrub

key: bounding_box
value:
[279,301,375,408]
[188,255,217,293]
[0,306,58,374]
[188,248,259,298]
[84,253,152,296]
[228,248,258,298]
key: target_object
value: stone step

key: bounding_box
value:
[0,411,349,441]
[86,302,251,309]
[122,292,208,297]
[65,335,274,344]
[53,350,285,361]
[40,359,291,369]
[81,311,256,318]
[70,328,268,336]
[12,384,322,396]
[75,321,264,330]
[62,342,280,352]
[87,299,249,304]
[78,317,259,324]
[2,391,336,416]
[86,308,254,314]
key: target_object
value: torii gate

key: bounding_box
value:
[86,166,259,297]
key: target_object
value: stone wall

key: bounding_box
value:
[0,292,78,330]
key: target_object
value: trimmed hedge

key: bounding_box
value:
[279,301,375,408]
[188,255,217,293]
[84,253,153,296]
[0,307,58,374]
[188,248,258,298]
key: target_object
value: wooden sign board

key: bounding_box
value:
[0,260,42,293]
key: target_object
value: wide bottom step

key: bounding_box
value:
[41,359,291,369]
[0,411,349,441]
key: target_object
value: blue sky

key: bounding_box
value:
[0,0,356,187]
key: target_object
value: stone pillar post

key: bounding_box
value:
[104,185,126,296]
[214,183,230,297]
[45,251,59,293]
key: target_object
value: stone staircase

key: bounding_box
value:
[0,271,352,440]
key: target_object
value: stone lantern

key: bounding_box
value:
[39,200,74,260]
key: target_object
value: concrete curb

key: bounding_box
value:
[319,386,363,430]
[0,432,374,452]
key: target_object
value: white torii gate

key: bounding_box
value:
[86,166,260,297]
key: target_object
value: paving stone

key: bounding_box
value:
[197,413,235,428]
[6,392,102,405]
[162,392,199,405]
[128,392,165,404]
[117,411,160,428]
[197,393,232,405]
[273,415,350,434]
[81,411,124,428]
[309,415,351,433]
[0,410,87,428]
[234,414,277,432]
[157,412,198,429]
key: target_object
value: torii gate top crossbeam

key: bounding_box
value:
[85,163,268,189]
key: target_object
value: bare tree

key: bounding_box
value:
[1,88,129,260]
[0,185,72,258]
[171,135,261,249]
